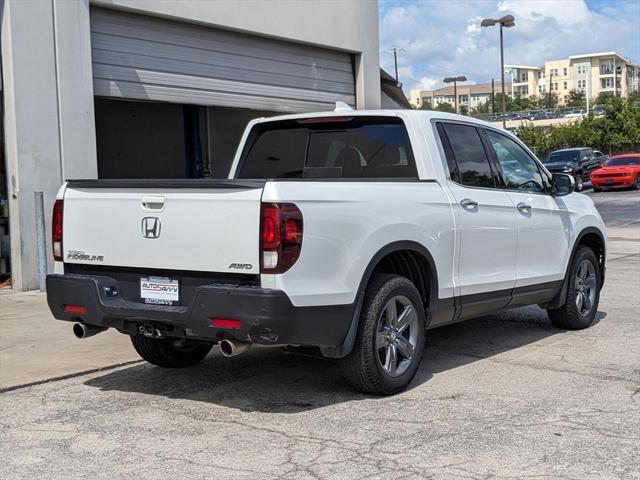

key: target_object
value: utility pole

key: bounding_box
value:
[586,68,590,114]
[392,48,398,83]
[384,47,405,84]
[492,78,496,113]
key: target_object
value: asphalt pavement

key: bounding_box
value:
[1,188,638,480]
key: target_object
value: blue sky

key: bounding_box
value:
[378,0,640,93]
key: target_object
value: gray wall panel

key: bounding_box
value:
[90,7,355,112]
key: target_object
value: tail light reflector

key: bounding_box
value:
[52,200,63,261]
[260,203,303,274]
[211,318,241,329]
[64,304,86,315]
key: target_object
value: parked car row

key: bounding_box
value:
[542,148,639,192]
[486,106,606,123]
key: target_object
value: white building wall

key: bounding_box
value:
[1,0,381,290]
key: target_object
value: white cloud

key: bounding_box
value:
[379,0,640,93]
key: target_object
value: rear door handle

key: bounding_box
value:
[517,202,531,213]
[460,198,478,208]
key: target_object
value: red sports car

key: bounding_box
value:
[590,154,640,191]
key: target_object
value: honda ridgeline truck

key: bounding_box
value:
[47,108,606,395]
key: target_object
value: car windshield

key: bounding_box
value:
[606,157,640,167]
[544,151,579,164]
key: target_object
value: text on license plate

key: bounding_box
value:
[140,277,179,305]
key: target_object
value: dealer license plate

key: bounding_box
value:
[140,277,179,305]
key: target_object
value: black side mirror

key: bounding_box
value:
[552,173,575,196]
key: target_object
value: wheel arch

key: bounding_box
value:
[542,226,606,310]
[321,241,439,359]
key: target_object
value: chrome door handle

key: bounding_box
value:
[460,198,478,208]
[517,202,531,213]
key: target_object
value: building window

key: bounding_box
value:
[422,97,431,106]
[563,68,568,76]
[601,77,614,89]
[521,72,528,82]
[577,79,586,89]
[459,94,468,104]
[600,63,614,75]
[563,81,568,90]
[577,65,588,75]
[554,82,559,91]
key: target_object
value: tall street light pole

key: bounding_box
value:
[443,76,467,113]
[481,15,515,128]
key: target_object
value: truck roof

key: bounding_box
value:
[251,109,497,129]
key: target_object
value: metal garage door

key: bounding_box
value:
[90,8,356,113]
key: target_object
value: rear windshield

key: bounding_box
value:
[236,117,417,179]
[544,150,579,163]
[606,157,640,166]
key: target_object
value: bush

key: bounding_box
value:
[517,96,640,157]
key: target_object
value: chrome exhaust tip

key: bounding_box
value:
[72,322,107,339]
[219,339,251,357]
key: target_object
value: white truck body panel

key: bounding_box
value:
[62,186,262,274]
[261,180,456,307]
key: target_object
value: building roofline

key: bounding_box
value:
[568,52,630,63]
[505,64,541,70]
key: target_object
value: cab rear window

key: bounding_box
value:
[236,117,417,179]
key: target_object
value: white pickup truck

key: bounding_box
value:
[47,109,606,395]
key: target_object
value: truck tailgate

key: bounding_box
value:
[62,180,264,275]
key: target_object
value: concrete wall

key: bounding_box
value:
[1,0,380,290]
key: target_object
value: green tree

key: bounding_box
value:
[459,105,469,116]
[594,91,615,105]
[566,89,586,107]
[516,96,640,157]
[435,102,454,113]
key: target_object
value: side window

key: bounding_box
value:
[439,123,495,188]
[484,129,546,193]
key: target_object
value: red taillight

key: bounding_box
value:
[52,200,63,261]
[64,304,86,315]
[210,318,241,329]
[260,203,303,274]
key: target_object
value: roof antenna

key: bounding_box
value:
[334,101,354,113]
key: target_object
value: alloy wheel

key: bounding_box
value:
[574,259,597,317]
[375,295,418,377]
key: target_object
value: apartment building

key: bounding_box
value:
[409,52,639,112]
[409,82,506,111]
[507,52,639,105]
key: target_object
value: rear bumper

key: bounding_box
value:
[46,274,353,347]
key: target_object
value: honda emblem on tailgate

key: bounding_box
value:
[141,217,161,239]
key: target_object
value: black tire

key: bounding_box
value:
[633,175,640,190]
[131,335,213,368]
[546,246,601,330]
[339,274,426,396]
[592,187,603,192]
[574,173,583,192]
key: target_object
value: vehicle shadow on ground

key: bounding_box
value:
[85,306,606,413]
